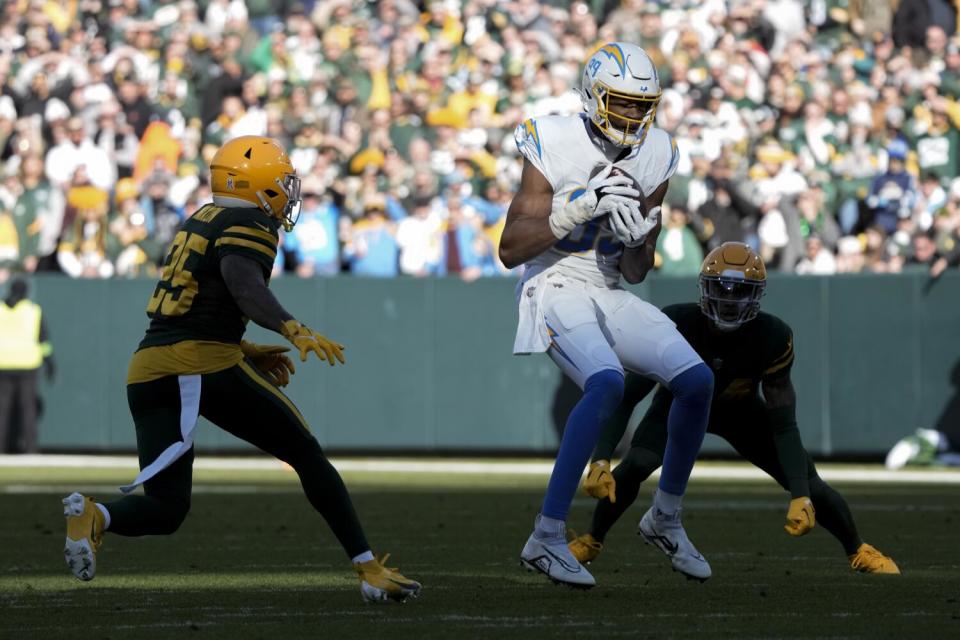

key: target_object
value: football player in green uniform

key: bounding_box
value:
[62,136,421,603]
[569,243,899,575]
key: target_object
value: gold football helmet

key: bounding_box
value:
[699,242,766,331]
[210,136,301,230]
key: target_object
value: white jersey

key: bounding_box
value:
[513,114,679,288]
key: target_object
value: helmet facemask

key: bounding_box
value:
[590,83,660,147]
[699,275,765,331]
[257,172,302,231]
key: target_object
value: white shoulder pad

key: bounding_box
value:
[514,117,550,182]
[642,128,680,188]
[514,115,577,189]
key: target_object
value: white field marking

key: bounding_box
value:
[2,454,960,484]
[1,484,302,494]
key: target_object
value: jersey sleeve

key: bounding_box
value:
[514,117,554,188]
[762,317,794,378]
[215,210,280,272]
[652,130,680,187]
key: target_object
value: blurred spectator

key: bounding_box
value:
[110,179,157,278]
[795,235,838,275]
[0,277,54,453]
[866,140,916,235]
[57,186,114,279]
[655,204,703,275]
[437,191,499,281]
[397,196,442,277]
[6,153,64,273]
[45,117,115,191]
[903,229,942,272]
[893,0,957,49]
[287,182,341,277]
[343,195,399,277]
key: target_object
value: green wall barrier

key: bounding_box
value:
[26,273,960,457]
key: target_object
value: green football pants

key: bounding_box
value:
[590,399,862,554]
[102,359,370,558]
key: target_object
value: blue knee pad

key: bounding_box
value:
[584,368,626,415]
[669,362,714,408]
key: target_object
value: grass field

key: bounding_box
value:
[2,459,958,639]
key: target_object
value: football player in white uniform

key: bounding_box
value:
[499,43,715,588]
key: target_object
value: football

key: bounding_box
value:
[592,164,646,217]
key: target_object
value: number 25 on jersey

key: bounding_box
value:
[146,231,209,317]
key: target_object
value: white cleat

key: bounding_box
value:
[520,532,596,590]
[63,492,105,582]
[638,506,711,582]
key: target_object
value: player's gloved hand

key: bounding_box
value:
[241,341,295,387]
[280,319,346,366]
[582,460,617,502]
[784,497,816,536]
[609,202,661,248]
[548,164,640,238]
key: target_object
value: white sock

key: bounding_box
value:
[352,550,374,564]
[95,503,111,530]
[534,514,565,539]
[654,489,683,515]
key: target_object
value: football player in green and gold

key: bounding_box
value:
[62,136,420,603]
[569,242,899,575]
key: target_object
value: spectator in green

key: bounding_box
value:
[656,205,704,276]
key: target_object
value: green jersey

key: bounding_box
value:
[653,304,794,407]
[139,203,280,350]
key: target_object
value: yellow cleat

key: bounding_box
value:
[848,543,900,574]
[568,533,603,564]
[63,493,105,581]
[355,554,422,603]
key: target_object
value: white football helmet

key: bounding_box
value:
[580,43,661,147]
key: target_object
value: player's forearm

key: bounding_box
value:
[771,417,810,498]
[234,284,295,334]
[620,239,655,284]
[764,377,809,497]
[498,215,557,268]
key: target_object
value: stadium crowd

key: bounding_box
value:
[0,0,959,281]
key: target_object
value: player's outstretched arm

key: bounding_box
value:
[221,254,345,366]
[763,369,815,535]
[620,181,667,284]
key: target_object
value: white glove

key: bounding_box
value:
[609,203,660,248]
[548,165,640,238]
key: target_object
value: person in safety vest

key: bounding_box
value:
[0,277,55,453]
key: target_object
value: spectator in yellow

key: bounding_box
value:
[0,277,54,453]
[57,186,116,279]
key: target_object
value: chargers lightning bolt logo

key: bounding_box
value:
[522,119,543,159]
[598,44,626,75]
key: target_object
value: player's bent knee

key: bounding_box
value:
[282,436,327,469]
[668,362,714,406]
[584,369,625,414]
[159,500,191,534]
